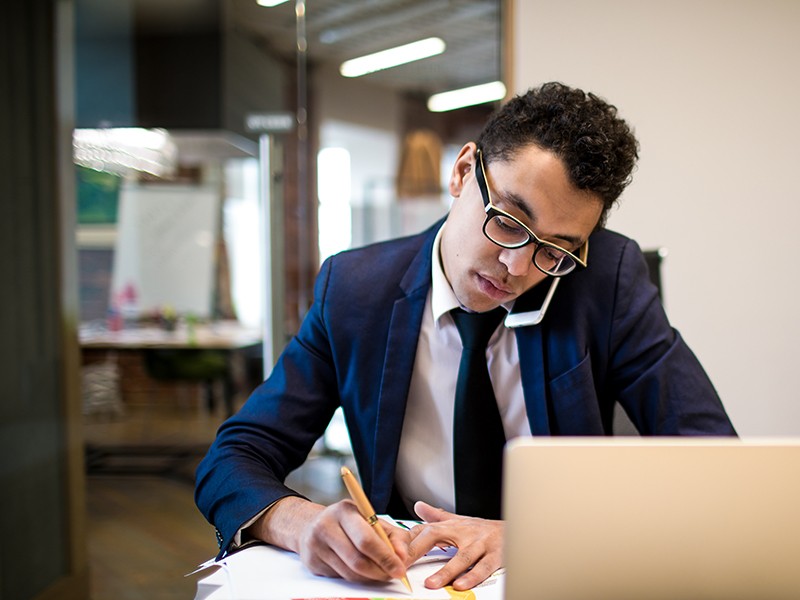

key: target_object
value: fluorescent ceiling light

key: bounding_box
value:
[340,37,446,78]
[427,81,507,112]
[256,0,290,6]
[73,128,177,177]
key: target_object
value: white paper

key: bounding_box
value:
[193,543,505,600]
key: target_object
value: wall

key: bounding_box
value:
[314,64,403,134]
[513,0,800,435]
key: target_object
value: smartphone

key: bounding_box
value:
[504,277,560,328]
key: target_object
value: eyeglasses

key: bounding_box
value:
[475,149,588,277]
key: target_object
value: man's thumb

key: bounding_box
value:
[413,500,451,523]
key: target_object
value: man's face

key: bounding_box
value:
[440,142,604,313]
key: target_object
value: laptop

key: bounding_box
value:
[502,437,800,600]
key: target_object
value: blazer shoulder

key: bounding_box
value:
[584,228,647,277]
[554,228,652,313]
[588,228,638,255]
[324,220,441,293]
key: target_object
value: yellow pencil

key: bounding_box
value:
[340,466,413,593]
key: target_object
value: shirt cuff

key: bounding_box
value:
[231,501,277,549]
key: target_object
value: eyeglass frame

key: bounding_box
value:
[474,149,589,277]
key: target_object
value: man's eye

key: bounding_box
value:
[540,246,565,261]
[494,216,524,235]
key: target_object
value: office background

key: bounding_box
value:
[513,0,800,436]
[2,1,799,599]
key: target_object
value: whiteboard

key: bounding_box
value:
[111,183,220,318]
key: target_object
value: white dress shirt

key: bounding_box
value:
[394,223,532,515]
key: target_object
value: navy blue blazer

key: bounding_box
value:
[195,221,735,554]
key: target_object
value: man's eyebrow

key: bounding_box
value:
[502,191,535,221]
[498,190,584,248]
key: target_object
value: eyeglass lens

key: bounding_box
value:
[484,214,576,275]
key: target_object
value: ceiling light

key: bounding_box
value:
[73,128,177,177]
[256,0,290,7]
[340,37,446,78]
[427,81,507,112]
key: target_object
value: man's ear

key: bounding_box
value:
[448,142,478,198]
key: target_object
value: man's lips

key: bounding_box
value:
[476,273,514,300]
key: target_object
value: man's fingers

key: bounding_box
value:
[299,500,404,583]
[423,547,477,589]
[382,521,411,563]
[300,517,363,581]
[335,508,407,580]
[406,514,504,590]
[316,525,394,582]
[413,500,454,524]
[451,557,499,591]
[425,551,500,591]
[305,544,358,580]
[406,524,449,563]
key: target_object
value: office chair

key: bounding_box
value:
[642,248,667,301]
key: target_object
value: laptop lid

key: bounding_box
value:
[502,437,800,600]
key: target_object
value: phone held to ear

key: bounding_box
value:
[504,277,560,328]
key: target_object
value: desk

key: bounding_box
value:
[80,319,261,412]
[80,319,262,351]
[80,320,262,476]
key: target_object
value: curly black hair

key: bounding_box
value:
[476,82,639,227]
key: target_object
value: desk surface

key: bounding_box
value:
[80,320,262,351]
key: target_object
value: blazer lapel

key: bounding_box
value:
[369,228,435,510]
[511,284,553,435]
[515,325,550,435]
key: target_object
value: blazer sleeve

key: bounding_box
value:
[606,239,736,435]
[194,258,341,555]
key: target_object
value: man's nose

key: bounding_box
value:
[499,245,535,277]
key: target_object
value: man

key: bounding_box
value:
[195,82,736,592]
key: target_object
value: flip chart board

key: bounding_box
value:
[111,183,220,318]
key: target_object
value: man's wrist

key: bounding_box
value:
[247,495,324,553]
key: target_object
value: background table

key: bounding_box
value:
[80,320,262,477]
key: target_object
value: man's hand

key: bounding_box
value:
[406,501,504,591]
[250,496,411,584]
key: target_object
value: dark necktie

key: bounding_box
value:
[451,306,507,519]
